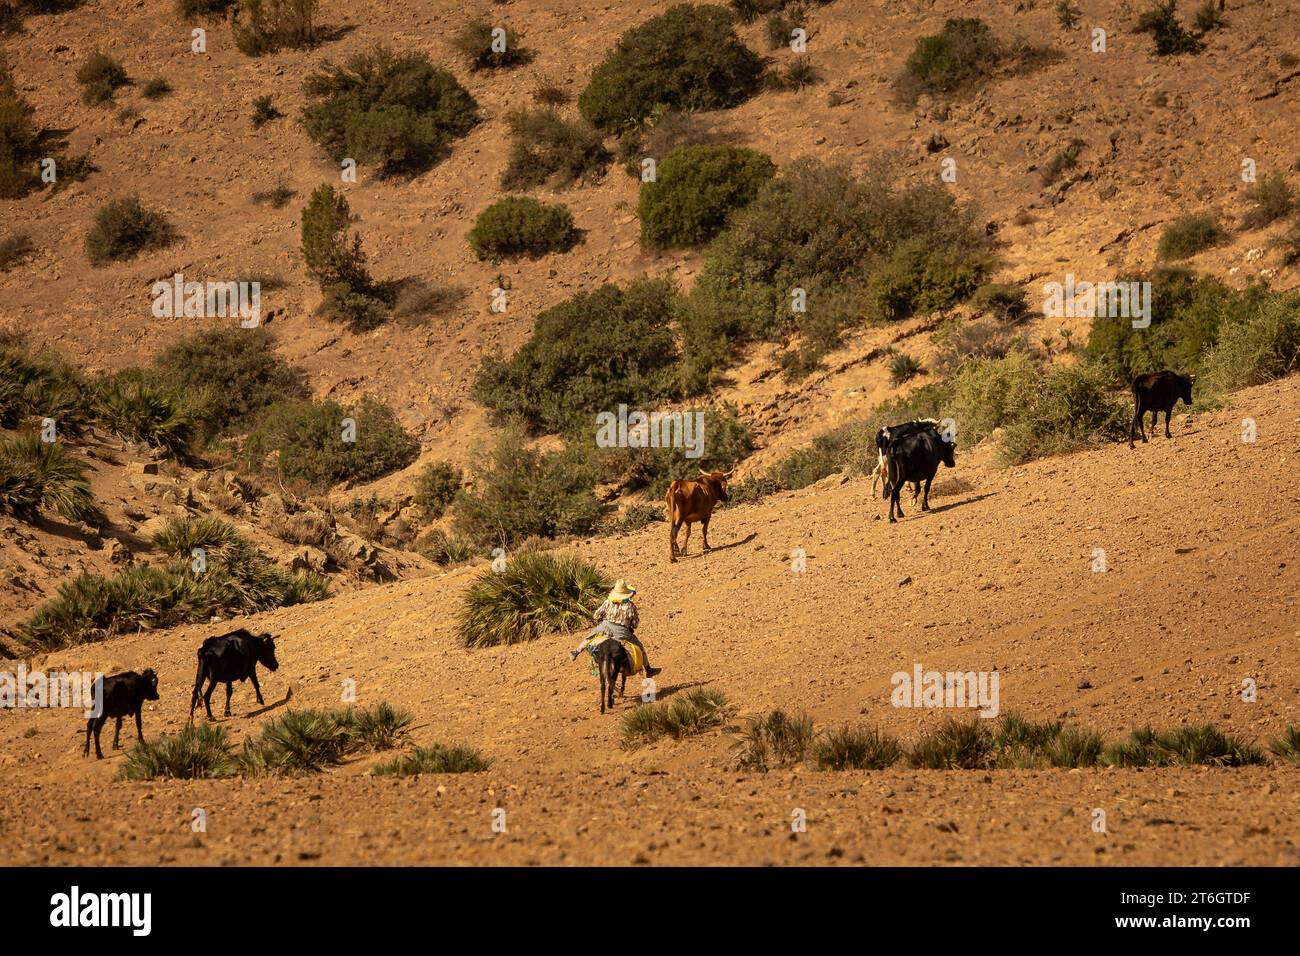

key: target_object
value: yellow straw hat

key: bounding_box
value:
[608,580,636,603]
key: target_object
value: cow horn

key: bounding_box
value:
[698,468,710,477]
[723,469,734,479]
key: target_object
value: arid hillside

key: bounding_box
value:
[1,375,1297,865]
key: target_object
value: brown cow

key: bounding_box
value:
[665,469,731,563]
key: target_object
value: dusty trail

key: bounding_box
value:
[1,378,1297,866]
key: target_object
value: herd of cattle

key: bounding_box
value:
[74,371,1195,751]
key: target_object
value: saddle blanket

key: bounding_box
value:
[585,635,645,675]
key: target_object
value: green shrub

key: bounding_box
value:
[685,157,987,372]
[0,62,41,198]
[734,709,815,771]
[141,77,171,99]
[1044,726,1105,768]
[773,56,817,91]
[453,428,601,548]
[0,336,97,434]
[1133,2,1202,56]
[146,327,309,441]
[500,108,610,190]
[300,184,370,291]
[728,421,867,502]
[121,724,236,780]
[999,363,1128,464]
[456,550,608,648]
[413,460,462,519]
[1055,1,1081,29]
[1192,1,1224,31]
[815,725,903,770]
[1200,291,1300,392]
[238,709,354,775]
[595,406,753,498]
[1241,172,1294,230]
[1269,726,1300,764]
[1041,139,1083,185]
[301,46,478,175]
[151,514,239,558]
[616,107,731,179]
[970,282,1029,323]
[895,17,1001,101]
[85,196,176,265]
[75,51,128,105]
[467,196,579,261]
[416,528,476,565]
[621,688,728,746]
[948,351,1039,446]
[244,396,419,491]
[373,743,492,775]
[578,3,764,131]
[0,432,97,523]
[451,19,529,70]
[472,279,684,433]
[251,94,282,128]
[1157,213,1227,259]
[907,718,993,769]
[233,0,318,56]
[639,144,774,249]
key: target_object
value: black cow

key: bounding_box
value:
[83,669,159,759]
[1130,370,1193,448]
[885,429,956,522]
[871,419,941,501]
[190,629,279,720]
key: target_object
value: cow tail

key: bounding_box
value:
[665,480,682,523]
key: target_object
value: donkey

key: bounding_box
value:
[592,639,637,714]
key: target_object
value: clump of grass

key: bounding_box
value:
[238,709,355,776]
[621,688,728,747]
[500,107,610,190]
[908,718,993,769]
[1104,724,1267,767]
[895,17,1001,101]
[1192,1,1224,32]
[84,196,177,265]
[1269,726,1300,764]
[815,725,904,770]
[0,432,98,523]
[734,709,815,771]
[889,352,924,385]
[346,702,413,751]
[1041,139,1084,185]
[96,380,197,461]
[251,182,295,208]
[233,0,318,56]
[456,551,608,648]
[121,724,236,780]
[1044,726,1105,768]
[1055,1,1081,29]
[75,51,128,105]
[372,743,492,776]
[1241,172,1294,230]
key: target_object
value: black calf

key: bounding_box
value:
[84,669,160,759]
[190,628,279,720]
[1130,370,1193,448]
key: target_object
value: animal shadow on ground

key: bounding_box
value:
[644,679,713,702]
[244,688,293,720]
[920,492,996,516]
[673,532,757,560]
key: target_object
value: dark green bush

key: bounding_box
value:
[578,3,764,131]
[146,327,309,441]
[301,46,478,176]
[467,196,579,261]
[500,108,610,190]
[251,95,282,128]
[948,350,1039,446]
[413,460,462,519]
[1193,1,1224,31]
[0,62,40,198]
[75,51,128,105]
[865,237,992,322]
[244,396,419,490]
[1133,1,1202,55]
[238,709,354,775]
[594,406,752,499]
[141,77,172,99]
[300,184,393,331]
[1105,724,1266,767]
[728,422,868,503]
[907,718,993,769]
[122,724,236,780]
[233,0,318,56]
[638,144,774,249]
[85,196,177,265]
[473,279,684,434]
[456,550,608,647]
[815,725,904,770]
[616,108,733,179]
[451,19,529,70]
[1157,213,1227,259]
[895,18,1001,101]
[453,427,600,548]
[0,335,97,434]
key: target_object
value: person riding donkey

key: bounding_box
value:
[570,580,662,678]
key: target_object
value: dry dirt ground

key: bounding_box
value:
[1,376,1296,866]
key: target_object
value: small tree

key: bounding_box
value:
[300,184,370,291]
